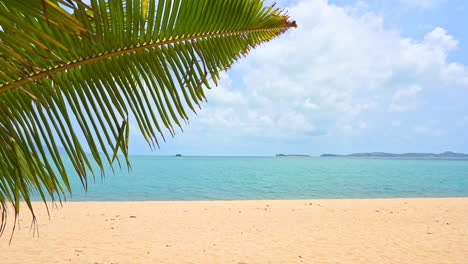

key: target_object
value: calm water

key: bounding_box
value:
[51,156,468,201]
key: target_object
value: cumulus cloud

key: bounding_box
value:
[188,0,467,142]
[424,27,458,51]
[196,73,320,139]
[134,0,468,155]
[441,63,468,85]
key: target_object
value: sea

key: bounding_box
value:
[49,156,468,201]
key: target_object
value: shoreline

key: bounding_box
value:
[29,196,468,203]
[2,198,468,263]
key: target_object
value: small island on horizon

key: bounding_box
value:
[320,151,468,158]
[276,154,310,157]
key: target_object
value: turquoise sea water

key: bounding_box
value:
[55,156,468,201]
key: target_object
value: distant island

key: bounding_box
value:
[276,154,310,157]
[321,151,468,158]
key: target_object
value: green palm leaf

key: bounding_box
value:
[0,0,296,235]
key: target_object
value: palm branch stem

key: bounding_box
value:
[0,26,294,94]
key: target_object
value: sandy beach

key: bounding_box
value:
[1,198,467,264]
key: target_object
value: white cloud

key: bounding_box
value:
[424,27,458,51]
[196,73,319,139]
[186,0,468,143]
[389,85,423,112]
[441,63,468,85]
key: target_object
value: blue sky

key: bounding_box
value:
[128,0,468,156]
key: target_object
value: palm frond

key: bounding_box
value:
[0,0,296,235]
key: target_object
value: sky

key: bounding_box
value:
[128,0,468,156]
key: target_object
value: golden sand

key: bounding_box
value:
[1,198,467,264]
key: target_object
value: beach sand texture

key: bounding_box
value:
[1,198,467,264]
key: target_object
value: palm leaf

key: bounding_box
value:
[0,0,296,235]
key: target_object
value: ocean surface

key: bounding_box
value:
[51,156,468,201]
